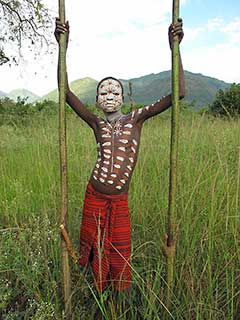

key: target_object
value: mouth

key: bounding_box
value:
[106,104,115,108]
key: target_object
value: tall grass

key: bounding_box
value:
[0,111,239,319]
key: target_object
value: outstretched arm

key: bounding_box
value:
[136,19,185,123]
[55,18,97,131]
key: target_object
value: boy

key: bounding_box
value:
[55,18,185,292]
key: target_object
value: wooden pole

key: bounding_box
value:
[166,0,180,309]
[128,82,134,112]
[58,0,72,317]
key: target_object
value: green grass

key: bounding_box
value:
[0,111,239,319]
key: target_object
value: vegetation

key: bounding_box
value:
[40,71,231,108]
[0,105,239,319]
[0,97,140,127]
[210,83,240,117]
[0,97,59,126]
[0,0,52,65]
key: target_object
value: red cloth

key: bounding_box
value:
[79,183,131,291]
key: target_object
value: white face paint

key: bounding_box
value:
[97,79,123,113]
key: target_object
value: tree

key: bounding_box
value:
[210,83,240,117]
[0,0,52,66]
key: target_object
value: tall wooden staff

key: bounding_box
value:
[58,0,72,316]
[165,0,180,309]
[128,82,134,112]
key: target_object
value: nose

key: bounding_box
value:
[107,92,114,100]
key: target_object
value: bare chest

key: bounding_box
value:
[92,116,141,191]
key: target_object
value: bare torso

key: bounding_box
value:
[90,111,143,194]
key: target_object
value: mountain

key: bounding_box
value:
[1,71,231,108]
[41,77,98,103]
[0,90,6,98]
[7,89,40,103]
[40,71,231,108]
[121,71,231,107]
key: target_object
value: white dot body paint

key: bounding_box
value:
[102,167,108,173]
[116,156,124,162]
[133,139,137,146]
[107,180,114,184]
[116,186,122,190]
[103,142,111,146]
[146,106,150,111]
[129,157,134,163]
[111,174,117,178]
[120,179,126,184]
[123,131,131,135]
[114,164,121,169]
[127,165,132,171]
[99,178,105,183]
[131,147,136,153]
[124,172,129,177]
[119,139,128,144]
[118,147,126,152]
[101,173,107,178]
[104,149,111,154]
[103,161,110,165]
[93,175,97,180]
[124,124,133,128]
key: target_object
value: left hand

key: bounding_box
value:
[168,18,184,49]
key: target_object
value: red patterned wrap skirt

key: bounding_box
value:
[79,183,131,291]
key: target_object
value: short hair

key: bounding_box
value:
[96,77,124,95]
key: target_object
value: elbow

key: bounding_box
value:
[179,84,186,100]
[66,87,70,95]
[179,91,185,100]
[65,88,71,104]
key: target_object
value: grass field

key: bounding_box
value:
[0,111,239,319]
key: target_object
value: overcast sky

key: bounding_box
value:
[1,0,240,96]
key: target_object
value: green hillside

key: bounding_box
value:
[121,71,231,107]
[41,77,98,104]
[40,71,231,108]
[7,89,39,103]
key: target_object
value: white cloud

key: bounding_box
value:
[1,0,175,95]
[1,1,240,96]
[183,17,240,83]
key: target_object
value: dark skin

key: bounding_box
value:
[55,18,185,263]
[54,18,185,127]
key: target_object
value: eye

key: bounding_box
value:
[100,92,107,96]
[114,93,120,96]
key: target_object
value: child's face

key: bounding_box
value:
[97,79,123,113]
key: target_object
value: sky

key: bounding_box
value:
[1,0,240,96]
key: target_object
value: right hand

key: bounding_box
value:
[54,18,69,48]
